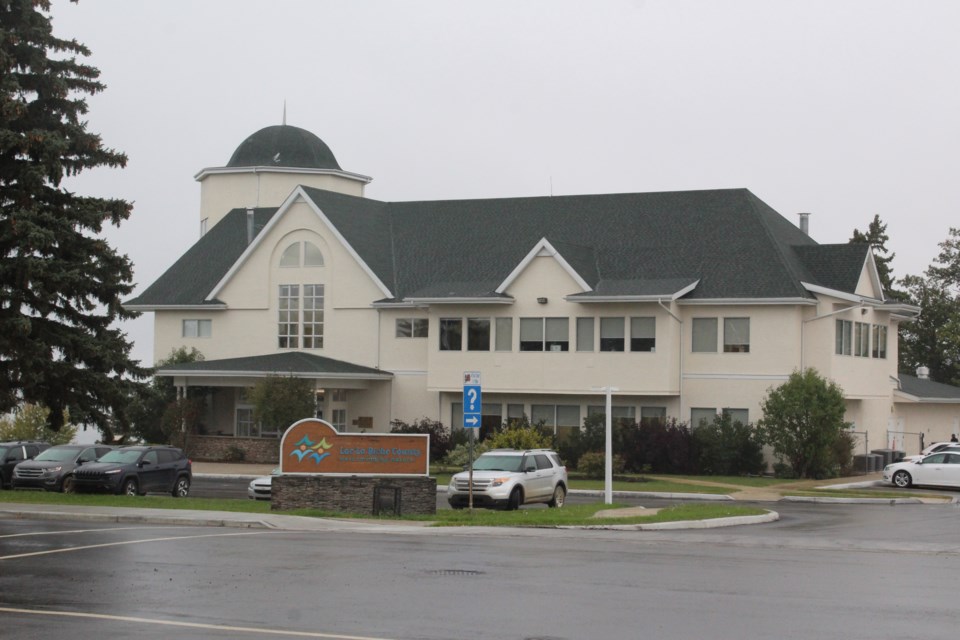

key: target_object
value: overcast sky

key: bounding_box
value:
[48,0,960,367]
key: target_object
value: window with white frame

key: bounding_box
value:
[278,284,324,349]
[468,318,491,351]
[691,408,717,428]
[182,319,212,338]
[396,318,429,338]
[692,317,718,353]
[495,318,512,351]
[520,317,569,352]
[440,318,462,351]
[576,317,594,351]
[600,317,625,352]
[640,406,667,425]
[854,321,870,357]
[630,317,656,352]
[280,241,324,268]
[507,404,525,421]
[331,408,347,431]
[872,325,887,359]
[723,318,750,353]
[835,319,852,355]
[722,408,749,426]
[236,407,255,437]
[587,405,636,423]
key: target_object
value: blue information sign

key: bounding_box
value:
[463,371,482,428]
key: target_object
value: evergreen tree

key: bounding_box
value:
[0,1,145,430]
[849,214,903,300]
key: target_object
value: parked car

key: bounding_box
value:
[902,441,959,462]
[883,451,960,489]
[72,445,192,497]
[447,448,568,510]
[247,468,280,500]
[12,444,114,492]
[0,441,50,489]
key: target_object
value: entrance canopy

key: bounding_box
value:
[156,352,393,386]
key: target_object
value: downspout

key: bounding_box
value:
[800,302,867,371]
[658,299,683,422]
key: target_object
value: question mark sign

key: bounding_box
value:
[468,388,478,409]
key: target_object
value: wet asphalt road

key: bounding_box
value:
[2,500,959,640]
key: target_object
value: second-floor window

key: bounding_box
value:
[723,318,750,353]
[630,317,656,352]
[520,317,569,351]
[182,319,211,338]
[278,284,324,349]
[396,318,429,338]
[872,325,887,358]
[440,318,462,351]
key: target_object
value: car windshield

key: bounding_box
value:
[472,455,523,472]
[97,450,142,464]
[34,448,78,462]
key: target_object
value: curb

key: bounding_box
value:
[1,508,272,529]
[562,509,780,531]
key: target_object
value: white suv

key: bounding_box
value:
[447,449,568,510]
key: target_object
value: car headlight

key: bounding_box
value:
[490,477,510,487]
[43,466,63,475]
[104,469,122,475]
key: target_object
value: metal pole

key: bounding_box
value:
[605,387,613,505]
[468,428,474,513]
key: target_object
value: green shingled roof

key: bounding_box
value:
[157,352,390,378]
[898,374,960,401]
[227,125,342,170]
[127,187,877,308]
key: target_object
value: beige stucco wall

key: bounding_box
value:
[199,170,366,229]
[892,402,960,455]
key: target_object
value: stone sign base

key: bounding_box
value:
[272,475,437,516]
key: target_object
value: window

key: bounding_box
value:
[278,284,300,348]
[440,318,462,351]
[630,317,656,352]
[576,317,594,351]
[331,408,346,431]
[507,404,525,420]
[451,402,463,428]
[200,217,208,236]
[692,318,718,353]
[302,284,324,348]
[468,318,491,351]
[182,319,212,338]
[280,241,324,267]
[872,325,887,359]
[691,408,716,428]
[854,322,869,357]
[835,319,852,355]
[495,318,512,351]
[640,406,666,425]
[236,407,256,437]
[330,389,347,402]
[396,318,429,338]
[723,408,749,426]
[278,284,323,349]
[723,318,750,353]
[546,318,569,351]
[530,404,580,440]
[587,405,636,423]
[531,404,555,427]
[600,317,625,352]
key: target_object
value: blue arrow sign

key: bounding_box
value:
[463,371,482,429]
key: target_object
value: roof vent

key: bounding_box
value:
[917,366,930,380]
[798,212,811,236]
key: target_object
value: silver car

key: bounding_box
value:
[247,468,280,500]
[447,449,568,510]
[883,451,960,489]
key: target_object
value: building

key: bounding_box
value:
[125,123,960,462]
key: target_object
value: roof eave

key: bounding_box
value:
[123,303,228,311]
[194,165,373,184]
[676,297,817,306]
[157,369,393,380]
[402,297,514,305]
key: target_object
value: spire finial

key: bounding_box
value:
[282,101,287,126]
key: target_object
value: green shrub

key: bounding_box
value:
[577,451,626,479]
[390,418,451,464]
[692,413,765,476]
[223,444,246,462]
[444,441,490,467]
[484,417,554,450]
[0,404,76,445]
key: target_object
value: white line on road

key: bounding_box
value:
[0,530,273,560]
[0,607,397,639]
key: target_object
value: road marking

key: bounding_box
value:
[0,526,191,539]
[0,530,272,560]
[0,607,396,639]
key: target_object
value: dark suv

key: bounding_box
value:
[12,444,114,492]
[0,441,50,489]
[72,445,192,497]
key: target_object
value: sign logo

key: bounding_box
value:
[280,419,429,476]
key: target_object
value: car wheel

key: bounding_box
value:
[548,484,566,508]
[892,470,912,488]
[506,487,522,511]
[122,478,139,496]
[61,475,76,493]
[172,476,190,498]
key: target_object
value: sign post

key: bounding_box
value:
[463,371,482,511]
[591,385,619,505]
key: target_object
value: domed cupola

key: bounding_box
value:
[195,123,372,230]
[227,125,342,171]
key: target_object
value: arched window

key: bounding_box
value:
[279,241,324,267]
[279,242,300,268]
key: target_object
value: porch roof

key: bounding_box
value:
[896,374,960,403]
[156,352,393,380]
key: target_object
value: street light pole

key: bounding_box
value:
[592,386,619,505]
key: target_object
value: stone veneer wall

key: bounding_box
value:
[180,436,280,464]
[272,475,437,515]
